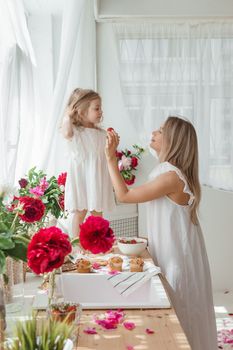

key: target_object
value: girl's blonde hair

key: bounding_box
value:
[160,116,201,225]
[66,88,101,127]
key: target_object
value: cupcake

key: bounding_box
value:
[76,258,91,273]
[108,256,123,272]
[130,257,144,272]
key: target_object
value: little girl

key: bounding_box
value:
[61,88,115,236]
[105,116,217,350]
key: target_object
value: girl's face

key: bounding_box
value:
[150,125,164,154]
[84,98,102,126]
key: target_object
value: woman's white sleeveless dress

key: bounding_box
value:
[147,162,217,350]
[65,127,115,212]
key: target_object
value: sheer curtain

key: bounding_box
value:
[14,0,96,179]
[0,0,35,184]
[38,0,96,176]
[113,21,233,190]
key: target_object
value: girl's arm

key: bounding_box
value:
[61,113,74,139]
[105,132,179,204]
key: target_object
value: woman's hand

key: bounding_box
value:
[105,130,120,161]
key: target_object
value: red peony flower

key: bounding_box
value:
[19,196,45,223]
[79,216,115,254]
[116,151,123,159]
[131,157,138,168]
[57,172,67,186]
[27,226,72,274]
[18,178,28,188]
[125,175,135,186]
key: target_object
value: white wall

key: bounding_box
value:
[98,0,233,17]
[199,186,233,291]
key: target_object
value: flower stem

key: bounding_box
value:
[10,212,19,231]
[48,270,56,306]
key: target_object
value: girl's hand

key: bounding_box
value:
[66,104,78,121]
[105,130,120,161]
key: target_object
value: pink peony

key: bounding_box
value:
[30,186,44,196]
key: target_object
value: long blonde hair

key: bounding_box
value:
[65,88,102,127]
[160,116,201,225]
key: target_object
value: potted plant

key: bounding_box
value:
[4,315,75,350]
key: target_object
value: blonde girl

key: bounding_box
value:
[62,88,115,236]
[105,116,217,350]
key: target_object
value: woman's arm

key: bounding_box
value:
[105,132,179,204]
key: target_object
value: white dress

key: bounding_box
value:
[147,162,217,350]
[65,127,115,212]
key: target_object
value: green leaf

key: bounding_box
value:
[5,242,28,262]
[0,236,15,249]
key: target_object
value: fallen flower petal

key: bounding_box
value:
[92,262,101,269]
[126,346,134,350]
[146,328,155,334]
[95,319,118,329]
[123,322,136,330]
[108,270,120,275]
[83,327,98,334]
[106,310,125,324]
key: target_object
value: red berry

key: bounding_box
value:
[107,127,114,132]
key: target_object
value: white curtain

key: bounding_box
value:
[38,0,96,176]
[113,21,233,191]
[0,0,96,186]
[0,0,35,185]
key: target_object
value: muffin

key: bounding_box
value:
[76,258,91,273]
[108,256,123,272]
[130,257,144,272]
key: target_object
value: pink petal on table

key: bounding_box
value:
[95,319,118,329]
[146,328,155,334]
[106,310,125,324]
[126,346,134,350]
[83,327,98,334]
[108,270,120,275]
[92,262,101,269]
[123,322,136,330]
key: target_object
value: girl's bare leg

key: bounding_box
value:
[90,210,103,217]
[72,209,87,237]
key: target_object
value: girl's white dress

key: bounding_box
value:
[147,162,217,350]
[65,127,115,212]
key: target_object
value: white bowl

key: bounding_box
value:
[117,237,147,256]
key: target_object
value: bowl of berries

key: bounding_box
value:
[117,237,147,256]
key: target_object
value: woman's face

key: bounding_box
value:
[150,125,164,154]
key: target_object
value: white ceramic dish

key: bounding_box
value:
[117,237,147,256]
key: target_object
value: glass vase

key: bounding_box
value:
[3,257,24,313]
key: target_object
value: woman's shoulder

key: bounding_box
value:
[149,162,182,179]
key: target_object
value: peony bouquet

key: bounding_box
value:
[18,167,67,227]
[116,144,144,185]
[0,168,67,273]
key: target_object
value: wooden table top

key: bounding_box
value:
[76,308,191,349]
